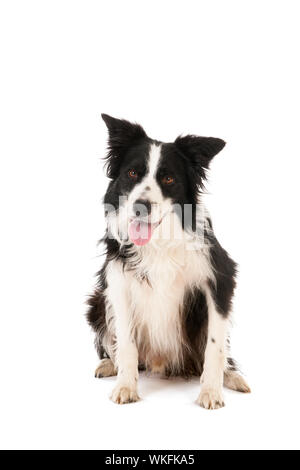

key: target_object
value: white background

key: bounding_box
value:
[0,0,299,450]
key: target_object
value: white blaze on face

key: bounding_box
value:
[133,144,162,203]
[146,143,162,192]
[128,143,164,222]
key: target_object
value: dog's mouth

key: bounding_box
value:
[128,218,162,246]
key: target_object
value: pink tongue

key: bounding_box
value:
[129,220,153,246]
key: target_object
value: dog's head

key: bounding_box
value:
[102,114,225,246]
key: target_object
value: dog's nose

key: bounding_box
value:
[133,199,152,218]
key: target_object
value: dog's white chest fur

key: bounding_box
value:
[119,243,214,367]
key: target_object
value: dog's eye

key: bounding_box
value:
[128,169,138,179]
[162,175,174,185]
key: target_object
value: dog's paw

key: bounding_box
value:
[95,359,117,378]
[196,387,225,410]
[110,384,140,404]
[150,356,166,375]
[224,371,251,393]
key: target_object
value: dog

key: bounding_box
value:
[87,114,250,409]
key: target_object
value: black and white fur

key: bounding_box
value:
[87,114,250,409]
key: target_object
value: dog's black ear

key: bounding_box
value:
[102,114,147,178]
[175,134,226,182]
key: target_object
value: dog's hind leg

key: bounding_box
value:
[95,358,117,378]
[224,370,251,393]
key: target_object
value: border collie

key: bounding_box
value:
[87,114,250,409]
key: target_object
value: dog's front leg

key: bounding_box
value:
[106,261,139,404]
[197,286,228,409]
